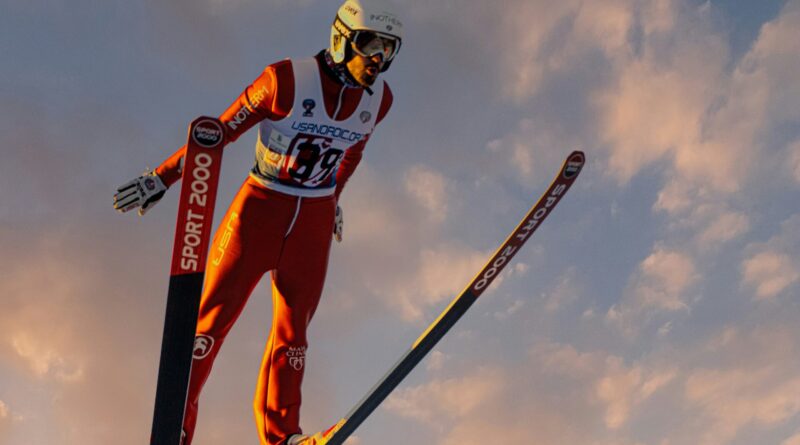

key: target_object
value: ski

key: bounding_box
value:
[323,151,586,445]
[151,117,225,445]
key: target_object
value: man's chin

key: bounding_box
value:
[357,75,378,88]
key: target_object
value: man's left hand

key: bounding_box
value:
[334,205,343,243]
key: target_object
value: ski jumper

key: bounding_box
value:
[154,51,393,445]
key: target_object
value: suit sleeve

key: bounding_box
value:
[154,62,291,187]
[334,83,393,200]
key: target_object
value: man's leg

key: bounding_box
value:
[253,196,335,445]
[182,180,287,444]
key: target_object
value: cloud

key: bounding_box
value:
[741,214,800,300]
[695,208,751,247]
[340,164,414,249]
[0,400,22,437]
[570,0,635,56]
[416,0,796,260]
[0,401,9,440]
[409,0,634,101]
[534,341,677,430]
[404,165,451,223]
[594,0,799,195]
[791,140,800,183]
[534,341,603,379]
[657,321,673,337]
[384,367,505,425]
[334,161,520,322]
[607,245,698,334]
[677,324,800,445]
[592,0,800,254]
[448,0,793,258]
[485,117,585,190]
[742,1,800,126]
[0,226,179,445]
[741,251,799,300]
[597,56,722,187]
[388,243,489,321]
[593,1,730,188]
[493,299,525,321]
[635,246,698,309]
[329,163,498,324]
[542,266,580,313]
[596,358,677,429]
[10,333,84,383]
[653,179,696,215]
[426,350,448,372]
[383,348,665,444]
[518,326,800,444]
[382,322,799,445]
[784,431,800,445]
[686,370,800,445]
[655,196,751,249]
[429,0,580,100]
[385,344,550,442]
[0,234,92,385]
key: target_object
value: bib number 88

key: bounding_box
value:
[286,136,344,186]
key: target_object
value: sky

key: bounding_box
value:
[1,0,799,444]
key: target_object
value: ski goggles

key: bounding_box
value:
[350,31,400,62]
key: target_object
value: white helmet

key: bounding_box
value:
[330,0,403,72]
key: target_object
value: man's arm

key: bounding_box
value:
[154,62,293,188]
[115,62,294,215]
[331,83,393,242]
[333,82,393,200]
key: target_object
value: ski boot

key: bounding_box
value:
[286,432,323,445]
[285,420,345,445]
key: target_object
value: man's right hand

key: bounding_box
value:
[113,170,168,216]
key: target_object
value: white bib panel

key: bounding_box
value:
[251,57,383,197]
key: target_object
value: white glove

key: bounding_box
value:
[113,170,168,216]
[334,205,343,243]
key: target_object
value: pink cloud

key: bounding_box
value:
[742,251,799,300]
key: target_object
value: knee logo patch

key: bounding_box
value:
[193,334,215,359]
[286,346,307,371]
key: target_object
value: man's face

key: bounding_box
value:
[346,53,384,87]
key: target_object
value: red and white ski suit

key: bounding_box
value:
[154,51,393,445]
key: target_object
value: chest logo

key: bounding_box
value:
[302,98,316,117]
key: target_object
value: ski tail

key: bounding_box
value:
[151,117,225,445]
[323,151,586,445]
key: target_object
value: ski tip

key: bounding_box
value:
[562,151,586,180]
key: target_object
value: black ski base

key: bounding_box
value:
[151,272,204,445]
